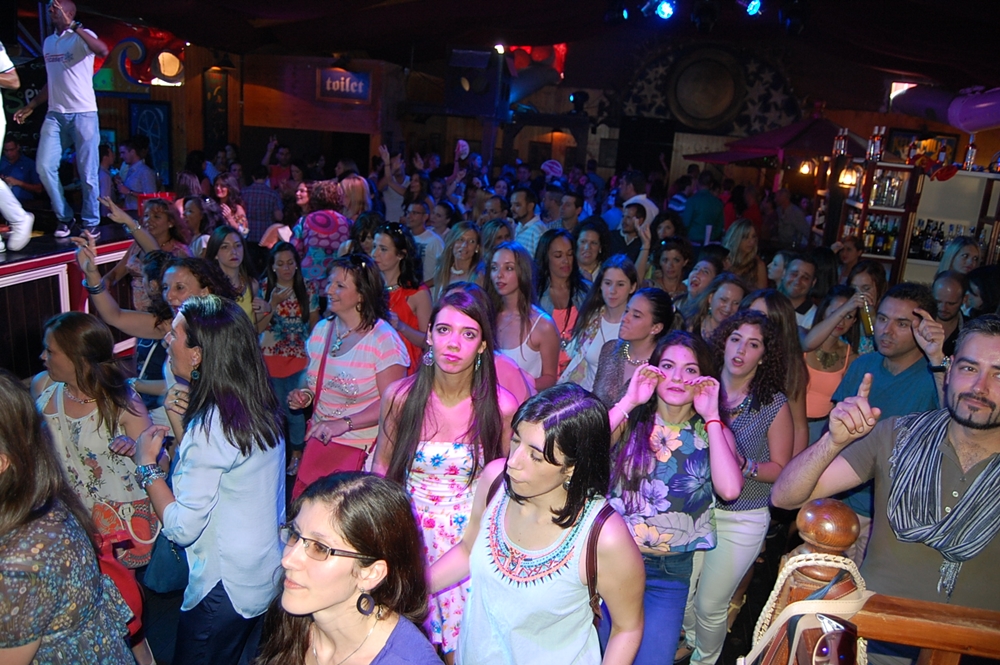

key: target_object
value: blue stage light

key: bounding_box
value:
[745,0,761,14]
[655,1,675,19]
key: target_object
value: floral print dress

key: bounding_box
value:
[405,440,479,654]
[607,414,717,555]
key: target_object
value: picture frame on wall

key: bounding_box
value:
[885,128,960,165]
[128,100,172,186]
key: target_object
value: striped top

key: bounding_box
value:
[719,391,787,512]
[305,317,409,449]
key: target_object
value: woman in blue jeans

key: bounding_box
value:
[256,242,319,476]
[601,331,743,664]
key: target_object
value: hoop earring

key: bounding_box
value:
[475,352,482,372]
[422,350,434,366]
[357,591,376,616]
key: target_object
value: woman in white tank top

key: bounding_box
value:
[487,242,561,390]
[429,384,646,665]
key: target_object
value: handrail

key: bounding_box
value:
[769,499,1000,665]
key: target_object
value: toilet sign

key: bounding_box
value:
[316,68,371,104]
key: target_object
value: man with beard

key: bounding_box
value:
[773,314,1000,627]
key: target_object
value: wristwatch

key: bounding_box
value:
[929,361,950,373]
[69,21,82,32]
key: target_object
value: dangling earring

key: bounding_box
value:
[422,349,434,366]
[357,591,376,616]
[190,366,200,381]
[475,353,482,372]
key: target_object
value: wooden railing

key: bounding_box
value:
[768,499,1000,665]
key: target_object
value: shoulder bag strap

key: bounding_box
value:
[313,320,336,407]
[587,502,617,628]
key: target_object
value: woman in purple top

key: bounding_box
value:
[254,472,442,665]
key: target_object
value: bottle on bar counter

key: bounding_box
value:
[963,134,977,170]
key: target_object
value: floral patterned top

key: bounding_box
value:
[0,502,134,664]
[258,281,319,378]
[607,413,717,555]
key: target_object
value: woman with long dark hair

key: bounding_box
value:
[433,222,484,299]
[648,238,692,300]
[257,242,320,477]
[287,255,409,498]
[430,384,646,664]
[592,287,674,408]
[560,255,639,390]
[134,295,286,664]
[536,228,592,375]
[183,195,224,258]
[214,171,249,237]
[254,473,443,665]
[602,331,743,665]
[374,285,518,661]
[372,222,432,373]
[0,370,134,664]
[487,241,561,390]
[206,226,260,323]
[685,273,746,341]
[574,219,611,282]
[681,310,792,665]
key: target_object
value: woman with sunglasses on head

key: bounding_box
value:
[679,310,792,665]
[257,242,321,477]
[134,295,285,664]
[602,331,743,665]
[433,222,484,300]
[487,241,561,391]
[288,255,409,499]
[430,384,646,665]
[372,223,433,374]
[0,371,135,665]
[255,472,443,665]
[373,286,518,663]
[536,228,592,375]
[560,255,639,391]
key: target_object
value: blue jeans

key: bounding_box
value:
[270,370,306,452]
[36,111,100,227]
[599,551,694,665]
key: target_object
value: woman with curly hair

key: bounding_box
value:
[372,223,433,373]
[214,172,248,237]
[433,222,484,299]
[535,228,592,374]
[679,310,793,665]
[293,180,351,292]
[722,220,766,290]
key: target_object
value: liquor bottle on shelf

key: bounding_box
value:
[863,218,875,253]
[938,142,949,165]
[963,134,977,170]
[909,219,924,258]
[930,224,944,261]
[873,126,885,162]
[922,221,935,260]
[888,219,898,257]
[947,224,955,242]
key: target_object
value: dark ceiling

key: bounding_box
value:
[15,0,1000,106]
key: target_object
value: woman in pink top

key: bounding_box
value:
[288,254,409,498]
[803,285,859,444]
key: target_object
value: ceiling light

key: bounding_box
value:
[738,0,762,15]
[604,1,629,24]
[642,0,676,19]
[494,44,505,55]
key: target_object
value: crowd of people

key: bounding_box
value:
[6,58,1000,663]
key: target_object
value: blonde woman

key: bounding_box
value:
[340,173,372,222]
[722,219,766,290]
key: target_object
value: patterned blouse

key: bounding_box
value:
[720,392,787,512]
[607,413,717,555]
[258,281,319,378]
[0,502,134,664]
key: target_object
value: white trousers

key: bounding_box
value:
[0,177,31,225]
[682,506,771,665]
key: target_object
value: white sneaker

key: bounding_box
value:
[0,234,6,252]
[54,221,73,238]
[7,212,34,252]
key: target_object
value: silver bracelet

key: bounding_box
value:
[135,463,166,491]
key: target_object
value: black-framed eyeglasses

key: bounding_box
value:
[278,523,377,563]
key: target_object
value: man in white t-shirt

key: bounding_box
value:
[13,0,108,238]
[403,202,443,287]
[0,42,35,252]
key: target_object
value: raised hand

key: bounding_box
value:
[412,153,425,171]
[828,373,881,447]
[71,231,100,277]
[165,384,190,418]
[99,196,135,226]
[378,145,391,166]
[135,425,171,466]
[637,214,652,248]
[266,135,279,152]
[912,307,946,365]
[622,365,663,411]
[688,376,722,421]
[251,297,271,317]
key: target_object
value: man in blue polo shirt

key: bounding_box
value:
[1,139,42,202]
[830,282,945,563]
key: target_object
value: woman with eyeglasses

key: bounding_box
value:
[372,223,432,373]
[255,472,443,665]
[134,295,285,664]
[288,254,409,499]
[373,285,518,663]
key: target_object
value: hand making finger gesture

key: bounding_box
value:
[71,231,100,278]
[912,307,946,365]
[622,364,664,411]
[828,373,881,447]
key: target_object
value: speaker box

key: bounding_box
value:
[445,49,509,118]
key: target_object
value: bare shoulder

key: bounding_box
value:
[596,507,636,556]
[30,371,52,400]
[497,385,519,417]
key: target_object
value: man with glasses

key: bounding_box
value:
[13,0,108,238]
[403,202,443,287]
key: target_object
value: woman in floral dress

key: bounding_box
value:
[256,242,319,476]
[374,285,517,663]
[602,330,743,665]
